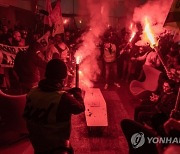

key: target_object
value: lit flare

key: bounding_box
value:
[63,19,68,24]
[76,56,81,64]
[144,17,156,48]
[129,22,136,42]
[129,31,136,42]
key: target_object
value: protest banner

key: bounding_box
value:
[0,44,28,67]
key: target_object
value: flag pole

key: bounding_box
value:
[75,56,80,88]
[76,63,79,88]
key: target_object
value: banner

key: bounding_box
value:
[51,0,64,36]
[164,0,180,31]
[37,31,51,49]
[0,44,28,67]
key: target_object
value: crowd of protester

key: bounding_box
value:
[0,22,179,90]
[98,25,180,153]
[0,20,180,153]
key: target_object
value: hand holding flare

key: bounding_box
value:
[144,17,169,74]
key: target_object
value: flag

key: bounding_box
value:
[44,0,53,27]
[51,0,64,36]
[37,31,51,49]
[164,0,180,31]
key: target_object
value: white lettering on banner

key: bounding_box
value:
[0,43,29,67]
[0,44,28,54]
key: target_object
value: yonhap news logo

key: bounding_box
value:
[131,132,145,148]
[131,132,180,148]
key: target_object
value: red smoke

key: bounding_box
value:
[75,0,113,88]
[132,0,173,46]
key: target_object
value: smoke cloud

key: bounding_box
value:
[75,0,113,88]
[132,0,173,45]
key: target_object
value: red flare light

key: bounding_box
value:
[63,19,68,24]
[76,56,81,64]
[129,31,136,42]
[128,22,137,42]
[144,17,157,48]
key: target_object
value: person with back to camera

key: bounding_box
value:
[23,59,85,154]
